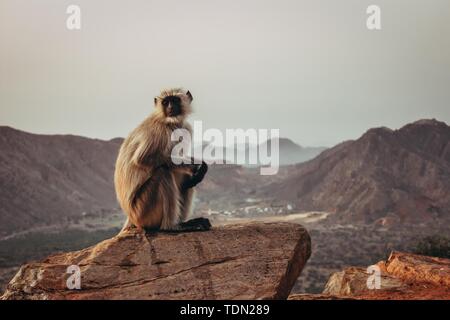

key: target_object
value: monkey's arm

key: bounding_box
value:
[181,161,208,190]
[131,133,171,168]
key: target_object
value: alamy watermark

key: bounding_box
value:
[66,5,81,30]
[366,5,381,30]
[170,121,280,175]
[65,4,382,31]
[366,265,381,290]
[66,265,81,290]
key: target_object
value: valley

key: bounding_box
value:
[0,119,449,295]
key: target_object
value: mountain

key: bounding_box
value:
[213,138,326,166]
[0,126,276,237]
[0,126,123,237]
[260,138,327,166]
[260,119,450,225]
[1,119,448,236]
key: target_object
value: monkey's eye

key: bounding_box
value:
[162,99,169,107]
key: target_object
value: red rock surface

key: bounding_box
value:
[1,222,311,300]
[289,251,450,300]
[384,251,450,287]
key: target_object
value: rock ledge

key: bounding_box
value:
[289,251,450,300]
[2,222,311,300]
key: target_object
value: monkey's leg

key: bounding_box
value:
[175,189,212,232]
[131,168,169,232]
[179,188,195,222]
[158,171,183,230]
[143,166,210,234]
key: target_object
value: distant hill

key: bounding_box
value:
[0,127,123,237]
[0,126,321,237]
[1,119,448,236]
[260,138,326,166]
[215,138,326,166]
[260,119,450,225]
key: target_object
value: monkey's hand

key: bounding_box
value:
[192,160,208,184]
[182,161,208,190]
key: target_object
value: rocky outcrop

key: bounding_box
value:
[289,251,450,300]
[383,251,450,287]
[1,222,311,300]
[321,267,407,296]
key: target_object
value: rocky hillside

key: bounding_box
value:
[0,126,322,237]
[262,119,450,225]
[1,119,448,237]
[290,251,450,300]
[1,222,311,300]
[0,126,123,237]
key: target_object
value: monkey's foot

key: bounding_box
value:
[143,218,212,234]
[165,217,212,233]
[181,217,211,231]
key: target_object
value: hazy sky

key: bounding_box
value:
[1,0,449,146]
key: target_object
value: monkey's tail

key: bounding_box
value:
[118,217,133,235]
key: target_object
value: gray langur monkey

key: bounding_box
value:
[114,88,210,233]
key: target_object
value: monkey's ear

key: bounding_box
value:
[154,97,158,105]
[186,90,193,102]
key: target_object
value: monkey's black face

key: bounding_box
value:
[162,96,183,117]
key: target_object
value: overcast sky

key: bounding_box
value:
[1,0,449,146]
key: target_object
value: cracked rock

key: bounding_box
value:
[1,222,311,300]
